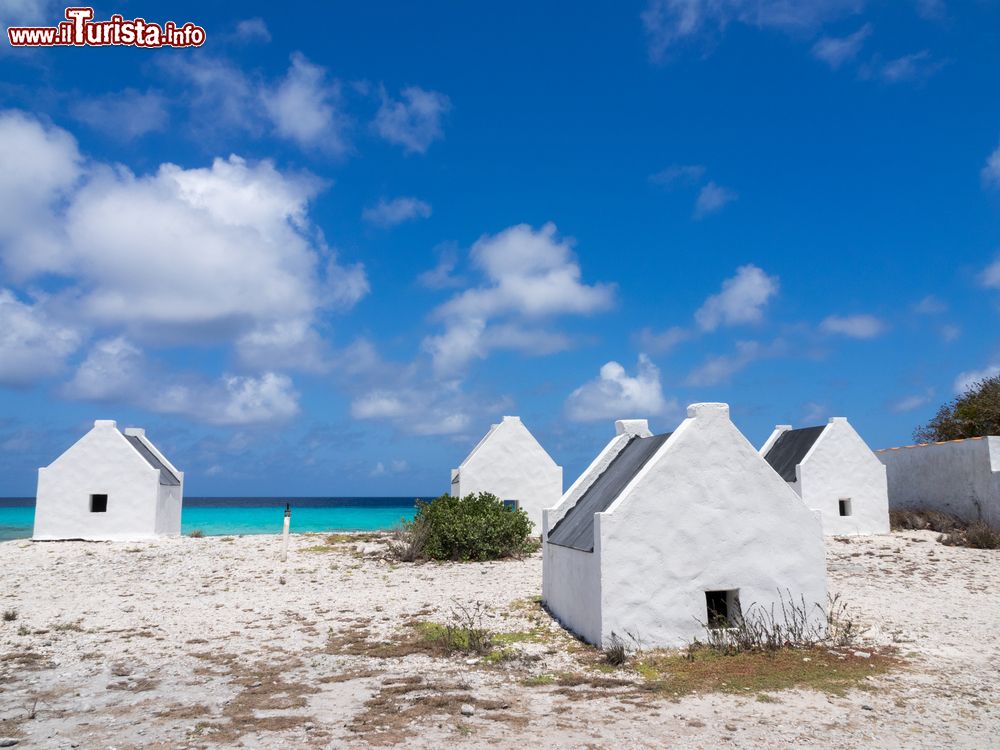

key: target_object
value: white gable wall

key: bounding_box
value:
[452,416,562,530]
[794,419,889,536]
[34,421,182,541]
[597,404,827,647]
[877,437,1000,529]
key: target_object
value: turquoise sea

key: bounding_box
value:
[0,497,423,541]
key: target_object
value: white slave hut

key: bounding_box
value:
[542,404,827,648]
[451,416,562,530]
[760,417,889,536]
[34,420,184,541]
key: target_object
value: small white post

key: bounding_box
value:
[281,502,291,562]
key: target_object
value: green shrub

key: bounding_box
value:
[396,492,534,561]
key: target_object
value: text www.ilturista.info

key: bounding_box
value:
[7,7,206,48]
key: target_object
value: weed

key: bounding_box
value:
[3,609,17,622]
[939,521,1000,550]
[889,509,963,533]
[521,674,555,686]
[188,529,205,538]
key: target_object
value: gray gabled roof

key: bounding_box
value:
[124,435,180,487]
[547,432,672,552]
[763,425,826,482]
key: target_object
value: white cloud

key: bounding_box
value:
[162,55,261,139]
[0,110,83,277]
[263,52,349,154]
[71,89,168,140]
[873,50,943,84]
[811,23,872,69]
[234,18,270,43]
[352,385,472,436]
[370,459,408,477]
[0,111,367,392]
[566,354,675,422]
[983,144,1000,189]
[362,196,432,227]
[417,243,465,289]
[980,257,1000,288]
[649,164,705,186]
[685,340,778,386]
[636,325,691,353]
[820,314,887,338]
[954,364,1000,394]
[890,388,934,413]
[802,402,828,423]
[915,0,945,20]
[913,294,946,314]
[426,223,615,372]
[64,337,299,425]
[374,86,451,154]
[695,264,779,331]
[641,0,864,61]
[939,324,961,342]
[0,290,82,387]
[694,181,737,218]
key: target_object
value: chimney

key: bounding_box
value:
[615,419,652,438]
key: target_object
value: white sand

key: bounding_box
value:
[0,530,997,749]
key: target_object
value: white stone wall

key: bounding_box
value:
[877,437,1000,529]
[766,419,890,536]
[452,416,562,530]
[541,533,603,645]
[546,404,828,649]
[34,420,182,541]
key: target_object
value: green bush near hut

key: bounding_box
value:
[397,492,535,562]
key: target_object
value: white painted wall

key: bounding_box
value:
[765,418,890,536]
[544,404,828,649]
[34,420,184,541]
[452,416,562,530]
[877,437,1000,529]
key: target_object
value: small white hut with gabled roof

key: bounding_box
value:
[760,417,889,536]
[34,420,184,541]
[542,404,827,649]
[451,416,562,531]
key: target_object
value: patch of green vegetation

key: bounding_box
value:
[521,674,555,686]
[634,646,898,697]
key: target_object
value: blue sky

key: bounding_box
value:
[1,0,999,496]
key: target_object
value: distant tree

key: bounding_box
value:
[913,375,1000,442]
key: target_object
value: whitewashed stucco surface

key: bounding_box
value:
[451,416,562,530]
[34,420,184,541]
[877,437,1000,529]
[764,418,890,536]
[544,404,828,649]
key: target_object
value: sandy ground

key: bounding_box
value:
[0,530,996,749]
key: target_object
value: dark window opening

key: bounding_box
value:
[839,499,852,517]
[502,499,520,511]
[90,494,108,513]
[705,589,741,628]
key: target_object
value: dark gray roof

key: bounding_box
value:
[548,432,671,552]
[763,426,826,482]
[125,435,180,486]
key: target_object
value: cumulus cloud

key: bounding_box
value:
[64,337,300,425]
[566,354,674,422]
[693,181,737,218]
[695,264,779,331]
[233,18,270,43]
[913,295,946,314]
[820,314,887,338]
[870,50,944,84]
[71,89,169,140]
[636,325,692,354]
[263,52,349,154]
[983,144,1000,190]
[890,388,934,413]
[370,459,408,477]
[954,364,1000,394]
[162,54,262,140]
[417,243,465,289]
[685,340,780,386]
[362,196,432,227]
[649,164,705,186]
[425,223,614,372]
[641,0,864,61]
[981,256,1000,288]
[811,23,872,69]
[0,111,366,418]
[0,290,82,387]
[374,86,451,154]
